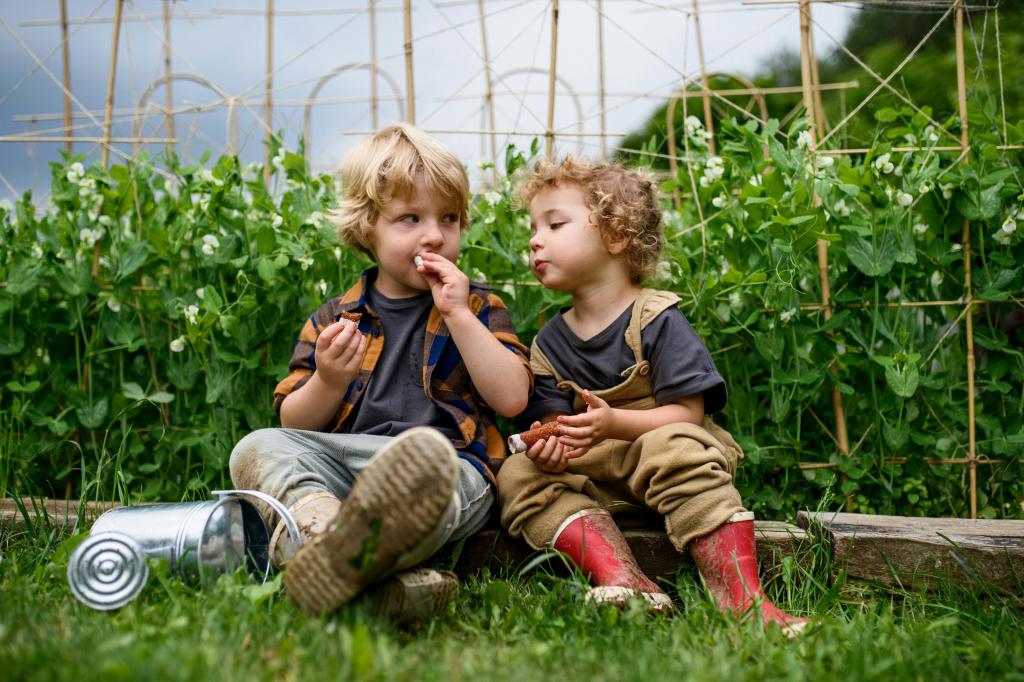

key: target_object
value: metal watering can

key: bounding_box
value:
[67,490,300,611]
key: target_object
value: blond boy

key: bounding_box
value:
[230,124,532,615]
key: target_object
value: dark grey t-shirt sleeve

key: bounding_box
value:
[517,373,574,427]
[643,307,728,414]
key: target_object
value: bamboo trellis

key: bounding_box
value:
[0,0,1019,518]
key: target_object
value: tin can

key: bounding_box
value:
[68,489,300,610]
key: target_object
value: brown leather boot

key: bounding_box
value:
[553,509,672,612]
[689,511,810,637]
[269,491,342,568]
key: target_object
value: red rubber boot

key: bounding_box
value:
[553,509,672,612]
[689,512,809,637]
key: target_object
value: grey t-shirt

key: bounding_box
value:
[519,301,727,425]
[343,285,462,441]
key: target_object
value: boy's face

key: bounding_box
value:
[528,183,619,292]
[370,174,462,298]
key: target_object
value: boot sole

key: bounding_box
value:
[366,568,460,624]
[284,428,458,614]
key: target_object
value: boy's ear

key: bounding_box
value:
[606,235,628,255]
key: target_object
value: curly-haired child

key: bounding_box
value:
[498,156,808,636]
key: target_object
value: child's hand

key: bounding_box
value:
[523,421,572,473]
[313,319,367,390]
[415,251,470,319]
[556,390,617,458]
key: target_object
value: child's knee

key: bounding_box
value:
[229,428,279,489]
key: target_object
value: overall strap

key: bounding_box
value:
[623,289,682,365]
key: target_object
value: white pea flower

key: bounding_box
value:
[333,247,343,261]
[317,279,328,296]
[520,251,530,267]
[728,291,742,308]
[272,150,286,173]
[993,228,1012,246]
[106,298,121,313]
[749,174,762,186]
[298,256,314,271]
[685,115,704,136]
[894,166,904,177]
[904,133,917,144]
[886,287,901,300]
[272,214,283,229]
[940,183,954,199]
[951,243,962,252]
[98,215,114,227]
[919,184,931,195]
[1000,216,1017,235]
[724,224,735,239]
[896,192,914,207]
[98,255,111,270]
[873,153,891,170]
[305,211,325,227]
[818,155,835,169]
[66,162,85,184]
[834,199,851,218]
[797,130,814,149]
[79,227,102,248]
[655,260,672,280]
[195,288,205,300]
[170,336,186,353]
[485,191,501,204]
[184,304,200,325]
[201,234,220,255]
[925,126,940,143]
[31,243,43,258]
[779,308,797,323]
[913,222,928,235]
[699,175,712,188]
[930,271,944,288]
[0,198,11,214]
[836,343,847,355]
[712,195,727,209]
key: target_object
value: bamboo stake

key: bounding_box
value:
[370,0,378,129]
[545,0,560,159]
[0,136,175,143]
[596,0,607,158]
[59,0,72,155]
[800,0,850,479]
[403,0,415,124]
[162,0,174,159]
[690,0,715,154]
[995,9,1007,146]
[954,0,978,520]
[808,18,826,138]
[263,0,273,186]
[100,0,123,170]
[478,0,498,185]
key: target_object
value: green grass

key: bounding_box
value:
[2,522,1022,682]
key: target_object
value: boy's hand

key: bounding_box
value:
[523,421,572,473]
[556,390,617,458]
[415,251,470,319]
[313,319,367,390]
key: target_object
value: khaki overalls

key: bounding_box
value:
[497,289,747,551]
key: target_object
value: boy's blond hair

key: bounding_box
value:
[330,123,469,258]
[516,157,662,284]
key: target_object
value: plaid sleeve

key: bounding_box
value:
[473,289,534,393]
[272,298,342,413]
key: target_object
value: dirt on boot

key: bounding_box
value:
[284,428,459,614]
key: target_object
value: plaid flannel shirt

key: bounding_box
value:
[273,267,533,483]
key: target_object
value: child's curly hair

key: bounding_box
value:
[516,156,662,284]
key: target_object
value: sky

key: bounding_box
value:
[0,0,856,200]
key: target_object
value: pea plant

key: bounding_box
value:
[1,114,1021,518]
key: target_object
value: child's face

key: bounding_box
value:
[370,174,462,298]
[528,183,619,292]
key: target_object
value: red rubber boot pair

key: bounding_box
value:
[552,509,673,612]
[689,511,809,637]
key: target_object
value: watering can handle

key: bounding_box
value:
[211,489,303,549]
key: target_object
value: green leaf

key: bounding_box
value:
[884,363,919,398]
[122,382,146,401]
[846,233,896,277]
[955,181,1003,220]
[76,397,109,429]
[0,325,26,355]
[875,107,899,123]
[148,391,175,404]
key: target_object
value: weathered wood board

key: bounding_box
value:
[0,498,120,532]
[454,521,808,580]
[797,511,1024,589]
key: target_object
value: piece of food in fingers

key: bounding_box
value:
[414,255,424,267]
[508,421,560,453]
[336,310,362,325]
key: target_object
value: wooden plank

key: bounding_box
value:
[454,521,808,580]
[797,511,1024,589]
[0,498,121,532]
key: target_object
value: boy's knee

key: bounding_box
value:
[229,428,280,489]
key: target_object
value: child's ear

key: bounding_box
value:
[606,235,628,255]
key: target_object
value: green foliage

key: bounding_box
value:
[1,113,1022,517]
